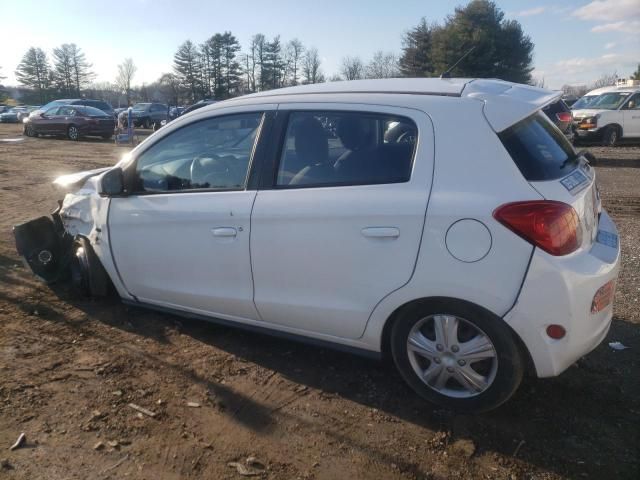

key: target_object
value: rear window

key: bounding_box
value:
[498,112,577,181]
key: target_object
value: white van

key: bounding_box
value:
[572,85,640,145]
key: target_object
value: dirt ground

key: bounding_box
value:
[0,123,638,480]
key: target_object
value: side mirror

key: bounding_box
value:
[100,167,125,196]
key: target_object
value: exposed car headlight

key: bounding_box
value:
[579,116,598,128]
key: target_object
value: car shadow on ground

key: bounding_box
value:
[2,262,631,479]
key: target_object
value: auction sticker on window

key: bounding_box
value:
[560,170,589,194]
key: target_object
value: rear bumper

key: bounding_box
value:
[504,210,621,377]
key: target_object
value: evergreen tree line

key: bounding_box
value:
[13,44,94,103]
[10,1,543,106]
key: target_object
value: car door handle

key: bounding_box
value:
[212,227,237,237]
[361,227,400,238]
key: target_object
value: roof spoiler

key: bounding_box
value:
[463,79,562,132]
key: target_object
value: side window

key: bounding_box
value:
[624,93,640,110]
[59,106,76,116]
[276,111,417,188]
[44,107,59,116]
[134,112,263,193]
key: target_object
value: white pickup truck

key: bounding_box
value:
[572,85,640,145]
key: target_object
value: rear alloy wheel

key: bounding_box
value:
[602,126,619,146]
[391,299,525,413]
[67,125,80,141]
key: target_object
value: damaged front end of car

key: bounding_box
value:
[13,167,117,295]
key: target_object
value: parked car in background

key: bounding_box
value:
[182,99,216,116]
[17,106,40,122]
[130,103,168,128]
[561,95,579,107]
[13,78,620,413]
[24,104,115,140]
[169,106,186,119]
[542,99,574,142]
[30,99,115,119]
[0,105,12,114]
[0,106,28,123]
[572,85,640,145]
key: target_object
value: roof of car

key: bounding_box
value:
[585,85,640,96]
[243,78,472,98]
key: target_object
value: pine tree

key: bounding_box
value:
[399,1,534,83]
[15,47,51,103]
[173,40,202,102]
[399,19,436,77]
[52,44,75,96]
[221,32,242,97]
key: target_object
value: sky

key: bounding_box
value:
[1,0,638,90]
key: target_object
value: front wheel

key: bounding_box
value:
[67,125,80,141]
[602,126,619,146]
[390,298,525,413]
[25,124,35,137]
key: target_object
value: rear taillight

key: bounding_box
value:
[555,112,572,123]
[493,201,582,256]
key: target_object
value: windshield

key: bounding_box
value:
[571,95,597,110]
[132,103,150,111]
[589,92,631,110]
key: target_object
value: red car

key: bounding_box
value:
[24,105,115,140]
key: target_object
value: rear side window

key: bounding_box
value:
[276,111,417,187]
[498,112,577,181]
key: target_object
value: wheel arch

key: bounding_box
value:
[380,296,536,374]
[71,234,114,296]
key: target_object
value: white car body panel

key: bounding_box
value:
[32,78,620,381]
[250,103,434,340]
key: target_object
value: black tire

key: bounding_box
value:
[602,126,619,146]
[25,124,35,137]
[143,118,151,129]
[69,237,112,297]
[67,125,80,141]
[102,133,112,140]
[390,298,525,413]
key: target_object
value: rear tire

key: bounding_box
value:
[390,298,525,413]
[602,126,619,146]
[25,124,35,137]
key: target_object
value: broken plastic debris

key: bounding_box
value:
[608,341,630,351]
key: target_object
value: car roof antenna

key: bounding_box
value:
[440,46,476,79]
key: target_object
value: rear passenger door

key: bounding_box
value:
[250,105,434,339]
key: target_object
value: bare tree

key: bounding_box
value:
[340,56,364,80]
[365,51,399,79]
[116,58,137,106]
[561,84,588,98]
[302,47,324,84]
[591,72,617,89]
[285,39,305,86]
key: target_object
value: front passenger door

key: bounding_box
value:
[622,93,640,138]
[109,108,274,321]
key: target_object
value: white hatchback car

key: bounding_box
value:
[14,78,620,412]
